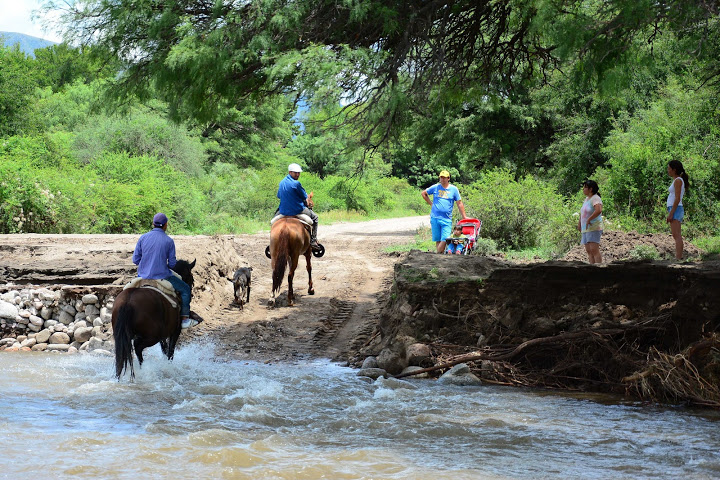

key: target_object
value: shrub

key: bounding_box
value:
[628,244,660,260]
[472,237,498,256]
[463,169,573,250]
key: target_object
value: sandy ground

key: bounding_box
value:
[0,216,429,363]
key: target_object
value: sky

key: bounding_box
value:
[0,0,63,42]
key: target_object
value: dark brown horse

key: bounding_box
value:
[112,259,196,379]
[270,218,314,306]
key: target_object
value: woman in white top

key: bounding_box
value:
[578,179,603,264]
[666,160,689,260]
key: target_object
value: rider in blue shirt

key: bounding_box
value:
[132,213,198,329]
[277,163,320,248]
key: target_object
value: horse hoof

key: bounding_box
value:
[308,289,315,295]
[267,299,275,307]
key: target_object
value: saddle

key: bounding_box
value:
[270,213,313,228]
[123,277,180,309]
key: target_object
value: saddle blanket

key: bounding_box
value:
[123,277,179,308]
[270,213,313,227]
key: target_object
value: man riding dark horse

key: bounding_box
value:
[132,212,202,329]
[276,163,321,250]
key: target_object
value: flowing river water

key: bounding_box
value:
[1,342,719,479]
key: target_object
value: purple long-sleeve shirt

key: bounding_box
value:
[132,228,177,279]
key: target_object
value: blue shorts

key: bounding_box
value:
[581,230,602,245]
[667,205,684,222]
[430,217,452,242]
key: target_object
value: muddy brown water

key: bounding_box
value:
[2,220,720,478]
[2,347,720,479]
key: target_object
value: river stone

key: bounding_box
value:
[29,315,43,326]
[84,304,100,316]
[87,337,104,351]
[40,306,53,320]
[73,327,93,343]
[361,356,379,369]
[357,368,388,380]
[67,346,78,354]
[100,307,111,323]
[20,337,37,348]
[35,329,51,344]
[60,304,76,316]
[90,349,113,357]
[74,312,87,322]
[49,332,71,345]
[438,363,482,386]
[74,320,88,329]
[376,348,408,375]
[16,316,29,325]
[46,344,70,352]
[375,376,418,390]
[75,300,84,312]
[0,301,18,320]
[82,294,99,305]
[31,343,47,351]
[44,319,57,328]
[58,310,74,325]
[406,343,433,367]
[93,318,104,327]
[27,323,42,333]
[33,301,43,310]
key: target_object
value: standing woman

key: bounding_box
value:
[578,180,604,264]
[666,160,689,260]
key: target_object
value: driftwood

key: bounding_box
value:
[395,328,623,379]
[396,324,720,408]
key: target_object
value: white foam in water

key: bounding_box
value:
[1,344,720,479]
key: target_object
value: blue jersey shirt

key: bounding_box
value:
[132,228,177,279]
[426,183,461,220]
[277,174,308,216]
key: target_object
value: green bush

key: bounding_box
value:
[472,237,498,256]
[628,244,660,260]
[463,169,573,251]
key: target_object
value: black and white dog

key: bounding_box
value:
[232,267,252,309]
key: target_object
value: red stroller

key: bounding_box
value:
[445,218,482,255]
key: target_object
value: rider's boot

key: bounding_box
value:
[310,221,320,249]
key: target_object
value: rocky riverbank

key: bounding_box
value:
[0,285,118,354]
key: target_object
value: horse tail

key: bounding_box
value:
[272,230,289,295]
[113,302,136,380]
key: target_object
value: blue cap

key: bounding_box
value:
[152,213,168,227]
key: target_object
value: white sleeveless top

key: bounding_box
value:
[667,177,685,207]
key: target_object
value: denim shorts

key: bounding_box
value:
[430,217,452,242]
[581,230,602,245]
[667,205,684,222]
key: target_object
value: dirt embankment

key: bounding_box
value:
[370,251,720,407]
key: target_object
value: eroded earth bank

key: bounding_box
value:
[1,218,719,407]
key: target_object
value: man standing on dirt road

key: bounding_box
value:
[422,170,467,253]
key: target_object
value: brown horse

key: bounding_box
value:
[270,217,314,306]
[112,259,195,380]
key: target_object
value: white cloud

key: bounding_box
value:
[0,0,62,42]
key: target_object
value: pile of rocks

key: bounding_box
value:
[0,286,114,355]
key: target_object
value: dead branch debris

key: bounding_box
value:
[397,326,720,409]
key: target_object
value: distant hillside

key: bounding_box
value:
[0,31,56,57]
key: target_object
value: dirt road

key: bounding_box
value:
[0,216,429,363]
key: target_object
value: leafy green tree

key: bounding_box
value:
[33,43,120,92]
[600,78,720,234]
[0,45,39,137]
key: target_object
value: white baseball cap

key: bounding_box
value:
[288,163,303,173]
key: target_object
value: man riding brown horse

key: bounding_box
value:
[275,163,321,250]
